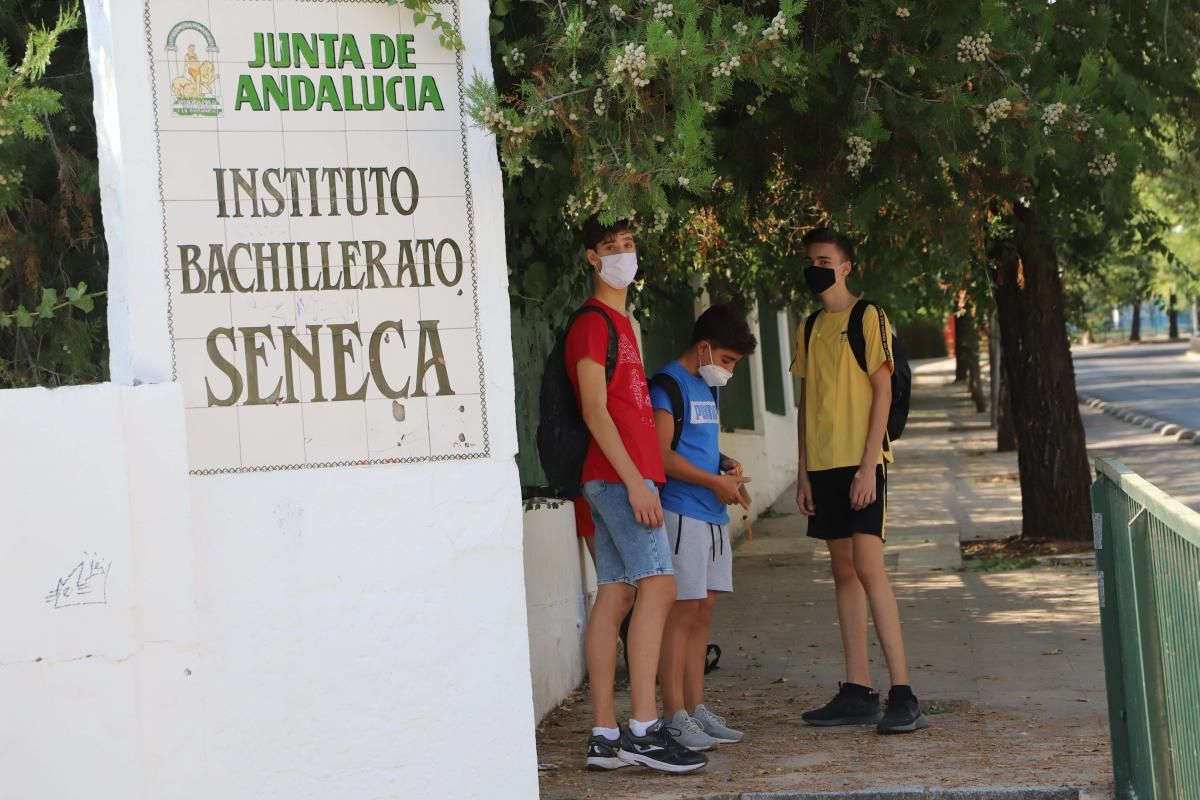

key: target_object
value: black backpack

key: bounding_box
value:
[804,299,912,441]
[537,305,618,495]
[648,372,717,450]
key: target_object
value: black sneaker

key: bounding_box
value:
[585,733,628,770]
[877,685,929,734]
[617,722,708,773]
[801,682,883,726]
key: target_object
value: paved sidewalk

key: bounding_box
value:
[535,365,1111,799]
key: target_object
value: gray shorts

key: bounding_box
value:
[664,510,733,601]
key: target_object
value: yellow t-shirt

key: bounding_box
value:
[790,303,895,472]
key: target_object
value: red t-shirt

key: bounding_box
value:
[565,299,666,486]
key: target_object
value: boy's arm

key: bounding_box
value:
[795,379,815,515]
[577,356,663,528]
[858,367,891,471]
[653,409,749,505]
[856,306,894,476]
[849,367,891,511]
[796,379,808,477]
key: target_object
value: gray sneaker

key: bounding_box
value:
[692,703,744,743]
[664,709,718,751]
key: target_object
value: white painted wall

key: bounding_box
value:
[0,382,193,800]
[522,501,597,721]
[721,307,799,522]
[0,4,539,800]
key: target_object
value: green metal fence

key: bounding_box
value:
[1092,458,1200,800]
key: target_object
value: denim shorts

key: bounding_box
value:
[582,479,674,586]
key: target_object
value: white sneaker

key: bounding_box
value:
[693,703,744,743]
[664,709,718,751]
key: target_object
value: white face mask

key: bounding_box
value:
[597,252,639,290]
[699,345,733,388]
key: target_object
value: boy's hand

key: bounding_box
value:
[628,480,664,529]
[796,475,815,516]
[711,473,751,505]
[849,469,877,511]
[719,455,742,473]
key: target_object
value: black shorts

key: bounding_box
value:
[806,464,887,540]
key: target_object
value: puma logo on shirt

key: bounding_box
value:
[690,400,719,424]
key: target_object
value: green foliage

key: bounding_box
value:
[472,1,814,324]
[472,0,1200,335]
[386,0,464,50]
[0,2,107,388]
[962,555,1040,572]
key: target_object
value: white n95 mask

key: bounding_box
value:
[598,252,639,290]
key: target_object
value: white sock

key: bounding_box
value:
[629,718,657,737]
[591,726,619,741]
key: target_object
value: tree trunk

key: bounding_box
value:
[990,202,1092,541]
[989,311,1017,452]
[1129,302,1142,342]
[966,321,986,413]
[1168,292,1180,340]
[954,314,969,383]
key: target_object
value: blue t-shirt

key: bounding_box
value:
[649,360,729,525]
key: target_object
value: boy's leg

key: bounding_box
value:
[851,533,909,686]
[627,573,675,723]
[586,480,677,726]
[828,538,872,686]
[581,481,638,730]
[659,598,700,717]
[683,591,716,712]
[586,581,636,728]
[852,531,927,733]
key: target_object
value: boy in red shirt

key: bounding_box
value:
[567,216,707,774]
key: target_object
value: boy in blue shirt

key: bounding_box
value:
[649,305,757,750]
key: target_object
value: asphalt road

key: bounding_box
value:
[1073,340,1200,433]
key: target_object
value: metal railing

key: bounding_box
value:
[1092,458,1200,800]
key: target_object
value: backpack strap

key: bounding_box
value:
[803,310,821,354]
[649,373,685,450]
[847,299,884,375]
[568,305,619,385]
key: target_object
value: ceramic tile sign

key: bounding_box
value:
[145,1,487,474]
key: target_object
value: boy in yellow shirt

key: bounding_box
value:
[790,228,927,734]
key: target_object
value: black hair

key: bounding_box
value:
[801,227,855,263]
[692,304,757,355]
[582,214,634,251]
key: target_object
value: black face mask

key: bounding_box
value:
[804,265,838,296]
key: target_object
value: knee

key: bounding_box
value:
[597,586,636,619]
[695,596,717,627]
[831,557,858,585]
[672,599,701,626]
[617,591,637,616]
[637,574,678,609]
[853,558,885,588]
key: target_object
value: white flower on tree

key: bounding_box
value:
[762,12,789,41]
[846,135,872,177]
[956,32,992,63]
[612,42,650,87]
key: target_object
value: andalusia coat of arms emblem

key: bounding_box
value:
[166,21,222,117]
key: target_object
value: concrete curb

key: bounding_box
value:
[1079,393,1200,446]
[697,788,1080,800]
